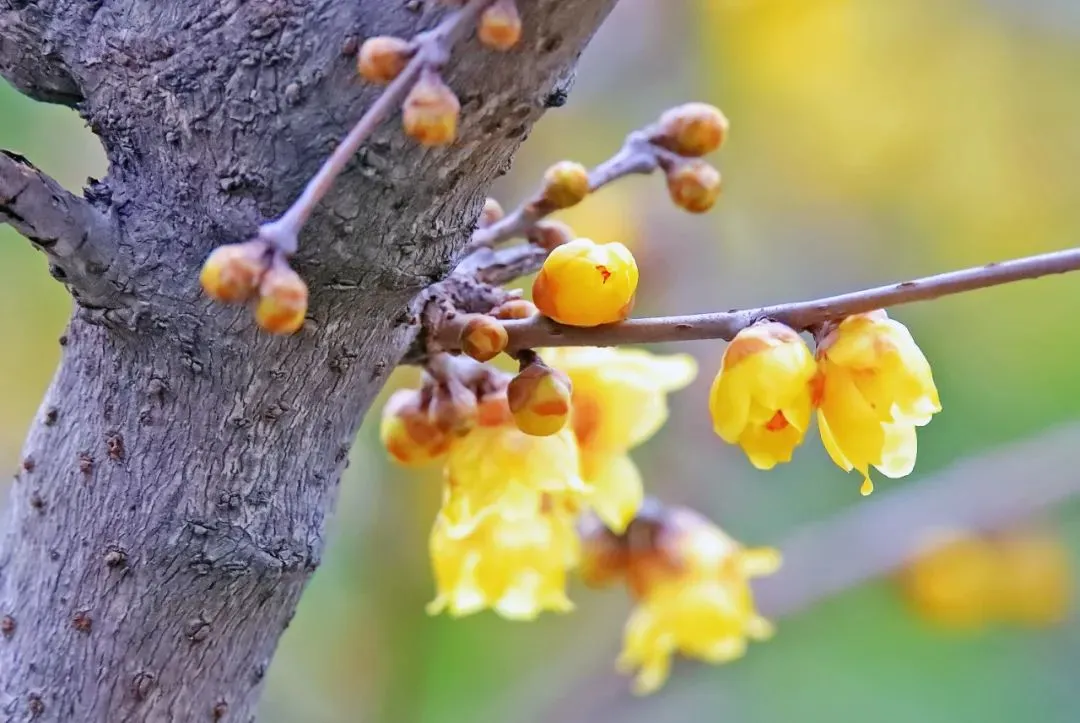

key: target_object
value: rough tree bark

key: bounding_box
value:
[0,1,616,720]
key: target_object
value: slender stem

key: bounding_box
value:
[459,132,660,254]
[259,0,494,254]
[440,245,1080,350]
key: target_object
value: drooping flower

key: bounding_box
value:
[440,404,588,537]
[542,346,697,532]
[583,503,780,695]
[816,310,941,495]
[427,490,579,620]
[709,322,817,470]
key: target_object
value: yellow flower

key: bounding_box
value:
[427,493,579,620]
[816,311,941,495]
[542,346,697,532]
[708,322,817,470]
[899,530,999,630]
[616,507,780,695]
[995,528,1073,627]
[532,238,639,327]
[441,417,588,537]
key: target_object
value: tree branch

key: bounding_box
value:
[436,245,1080,351]
[0,150,134,315]
[0,2,84,105]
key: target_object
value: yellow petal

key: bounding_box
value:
[583,453,645,534]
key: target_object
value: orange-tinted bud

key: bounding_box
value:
[357,36,413,84]
[199,240,269,304]
[526,220,574,251]
[507,361,572,436]
[479,197,505,228]
[460,314,509,362]
[654,103,730,157]
[494,299,539,320]
[541,161,590,210]
[402,70,460,146]
[666,159,722,214]
[255,263,308,335]
[476,386,514,427]
[428,379,479,436]
[478,0,522,51]
[380,389,452,466]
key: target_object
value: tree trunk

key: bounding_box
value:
[0,1,616,720]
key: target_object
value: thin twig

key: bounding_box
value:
[459,131,664,256]
[258,0,494,255]
[437,245,1080,351]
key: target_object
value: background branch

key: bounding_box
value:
[437,245,1080,351]
[0,150,133,315]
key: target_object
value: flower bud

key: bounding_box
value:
[402,70,460,146]
[255,262,308,335]
[380,389,451,466]
[666,159,722,214]
[526,220,574,251]
[479,197,504,228]
[493,299,538,320]
[507,360,572,436]
[540,161,590,210]
[199,240,270,304]
[654,103,730,157]
[578,511,629,588]
[357,36,413,84]
[532,238,638,327]
[459,314,509,363]
[478,0,522,51]
[428,378,478,435]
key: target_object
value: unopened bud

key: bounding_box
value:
[255,262,308,335]
[654,103,730,157]
[666,159,722,214]
[479,197,505,228]
[526,220,574,251]
[380,389,451,466]
[540,161,590,210]
[402,70,460,146]
[199,240,270,304]
[357,36,413,84]
[428,378,478,435]
[478,0,522,51]
[493,299,538,320]
[477,386,513,427]
[459,314,509,363]
[507,359,572,436]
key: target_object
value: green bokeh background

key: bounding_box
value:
[3,2,1080,721]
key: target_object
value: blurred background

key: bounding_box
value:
[4,0,1080,721]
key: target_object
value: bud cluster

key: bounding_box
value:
[199,240,309,335]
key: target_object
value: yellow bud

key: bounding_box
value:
[666,159,722,214]
[507,362,572,436]
[459,314,509,362]
[402,70,460,146]
[655,103,730,157]
[532,238,638,327]
[526,220,574,252]
[428,379,478,436]
[995,529,1073,627]
[479,197,505,228]
[199,240,269,304]
[380,389,451,466]
[478,0,522,51]
[493,299,538,320]
[255,263,308,335]
[900,530,999,629]
[357,36,413,84]
[541,161,590,210]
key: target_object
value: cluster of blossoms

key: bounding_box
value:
[380,344,780,692]
[709,313,942,496]
[899,526,1073,630]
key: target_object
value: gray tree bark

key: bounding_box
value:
[0,1,616,720]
